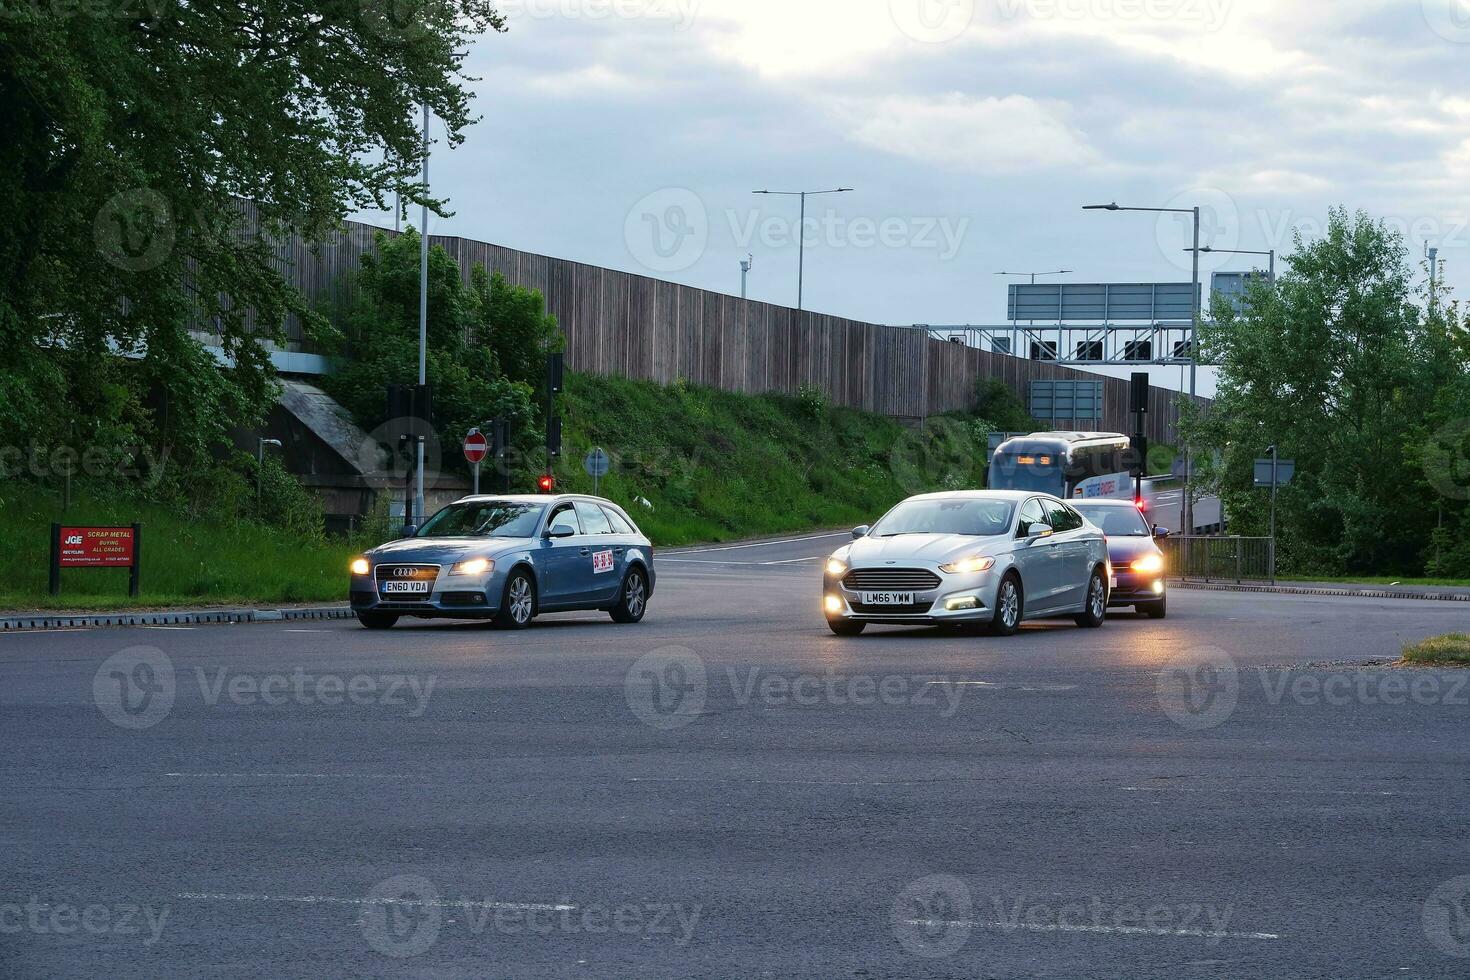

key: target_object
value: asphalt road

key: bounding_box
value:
[4,531,1470,979]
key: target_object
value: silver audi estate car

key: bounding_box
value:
[349,494,655,629]
[821,490,1110,636]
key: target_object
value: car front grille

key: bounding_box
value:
[842,568,942,591]
[374,564,439,603]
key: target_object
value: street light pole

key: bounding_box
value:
[753,188,853,311]
[1084,201,1202,534]
[740,254,753,299]
[416,102,429,526]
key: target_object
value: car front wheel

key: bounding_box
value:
[989,574,1023,636]
[1074,569,1107,628]
[1142,595,1167,619]
[609,567,649,623]
[826,618,866,636]
[494,570,536,629]
[357,612,399,630]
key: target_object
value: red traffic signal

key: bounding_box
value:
[536,474,555,494]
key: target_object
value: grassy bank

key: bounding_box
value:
[0,496,356,611]
[553,374,984,545]
[3,374,994,609]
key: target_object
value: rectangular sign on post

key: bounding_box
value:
[1253,459,1296,487]
[51,524,142,596]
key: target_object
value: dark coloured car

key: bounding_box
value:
[1071,498,1168,618]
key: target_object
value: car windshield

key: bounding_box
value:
[872,498,1015,537]
[416,501,545,538]
[1074,504,1150,536]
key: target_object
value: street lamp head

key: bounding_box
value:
[1083,203,1121,211]
[260,438,283,448]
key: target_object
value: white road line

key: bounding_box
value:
[929,681,1079,691]
[164,772,419,780]
[1,628,91,634]
[908,919,1280,941]
[666,531,850,555]
[282,629,331,633]
[762,556,821,565]
[1122,786,1401,797]
[177,892,574,912]
[142,625,195,630]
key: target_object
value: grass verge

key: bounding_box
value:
[0,496,356,611]
[1400,634,1470,666]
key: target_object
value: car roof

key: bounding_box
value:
[451,493,625,509]
[1069,498,1140,507]
[903,489,1042,502]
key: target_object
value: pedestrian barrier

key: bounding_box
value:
[1160,535,1276,584]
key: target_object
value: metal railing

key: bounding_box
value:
[1160,535,1276,584]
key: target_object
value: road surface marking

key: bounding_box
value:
[907,919,1280,941]
[164,772,420,780]
[763,556,821,565]
[667,531,850,554]
[1122,786,1401,797]
[142,626,195,630]
[283,629,331,633]
[176,892,574,911]
[931,681,1079,691]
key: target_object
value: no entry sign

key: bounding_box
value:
[464,429,488,465]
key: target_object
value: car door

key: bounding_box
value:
[573,501,621,605]
[1045,499,1091,610]
[539,504,585,608]
[1013,497,1061,613]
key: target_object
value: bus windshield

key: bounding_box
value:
[988,453,1065,495]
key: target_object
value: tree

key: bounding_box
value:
[0,0,502,488]
[321,229,549,486]
[1187,208,1469,576]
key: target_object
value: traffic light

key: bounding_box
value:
[547,353,564,395]
[1129,433,1148,477]
[546,415,562,459]
[537,474,555,494]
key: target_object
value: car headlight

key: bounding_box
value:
[350,558,371,576]
[1131,553,1164,575]
[825,556,849,576]
[451,557,494,576]
[940,556,995,574]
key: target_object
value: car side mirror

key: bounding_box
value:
[546,525,576,539]
[852,525,870,539]
[1026,522,1053,539]
[1153,525,1170,539]
[399,525,418,538]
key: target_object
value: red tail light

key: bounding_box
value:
[537,474,555,493]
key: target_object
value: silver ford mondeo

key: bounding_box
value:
[821,490,1110,636]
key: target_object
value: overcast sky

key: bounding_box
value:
[353,0,1470,394]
